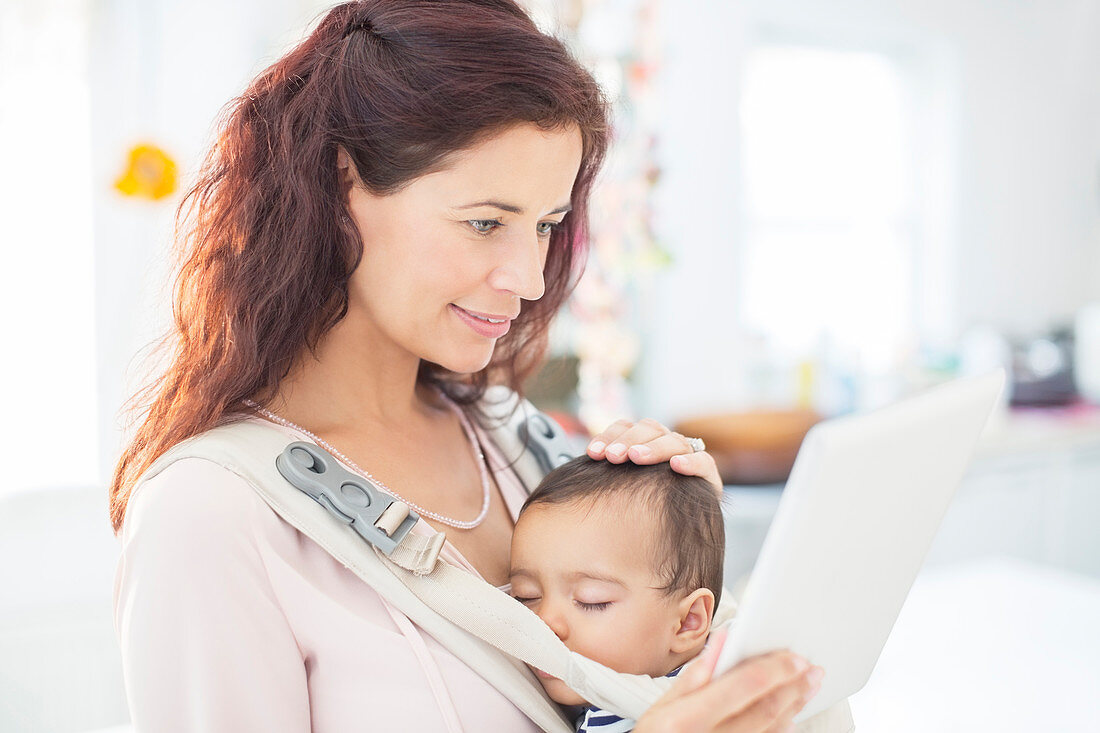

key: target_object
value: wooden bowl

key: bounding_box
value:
[674,409,822,485]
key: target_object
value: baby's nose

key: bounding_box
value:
[538,608,569,642]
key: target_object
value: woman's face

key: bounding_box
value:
[341,123,584,375]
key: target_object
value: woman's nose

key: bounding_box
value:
[489,232,546,301]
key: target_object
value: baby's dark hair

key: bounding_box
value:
[521,457,725,607]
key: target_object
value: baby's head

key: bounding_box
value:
[509,456,725,706]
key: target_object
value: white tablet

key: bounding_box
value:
[713,370,1006,721]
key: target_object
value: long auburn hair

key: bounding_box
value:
[109,0,610,533]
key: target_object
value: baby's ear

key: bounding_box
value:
[669,588,715,654]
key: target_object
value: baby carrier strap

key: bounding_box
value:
[477,385,578,493]
[136,390,853,733]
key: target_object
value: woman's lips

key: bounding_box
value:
[450,304,513,338]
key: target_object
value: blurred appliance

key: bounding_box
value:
[1009,328,1077,406]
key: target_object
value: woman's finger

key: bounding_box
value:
[585,419,637,459]
[632,628,729,732]
[638,647,814,733]
[586,417,723,489]
[720,665,823,733]
[670,449,723,491]
[621,432,696,465]
[689,651,812,728]
[587,418,669,463]
[655,647,814,726]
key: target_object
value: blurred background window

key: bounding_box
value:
[0,0,98,496]
[740,43,917,372]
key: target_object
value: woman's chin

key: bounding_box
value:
[430,347,496,375]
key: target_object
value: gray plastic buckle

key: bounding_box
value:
[518,411,577,475]
[275,441,419,556]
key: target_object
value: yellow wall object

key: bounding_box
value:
[797,359,816,410]
[114,143,178,200]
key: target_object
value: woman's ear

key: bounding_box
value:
[669,588,715,655]
[336,146,360,200]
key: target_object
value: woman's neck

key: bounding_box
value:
[265,316,439,435]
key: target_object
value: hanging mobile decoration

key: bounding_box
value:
[559,0,671,434]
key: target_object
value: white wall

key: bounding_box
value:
[641,0,1100,422]
[930,0,1100,334]
[642,0,752,421]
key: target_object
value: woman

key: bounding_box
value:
[110,1,824,730]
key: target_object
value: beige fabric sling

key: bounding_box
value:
[135,392,854,732]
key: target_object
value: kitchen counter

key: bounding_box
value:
[720,404,1100,587]
[976,402,1100,459]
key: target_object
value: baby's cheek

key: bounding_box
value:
[571,615,630,667]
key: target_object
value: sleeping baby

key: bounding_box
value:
[508,456,726,731]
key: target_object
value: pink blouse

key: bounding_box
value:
[113,415,542,732]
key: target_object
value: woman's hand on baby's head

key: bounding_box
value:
[586,418,722,492]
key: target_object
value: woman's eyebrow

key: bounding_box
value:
[455,200,573,215]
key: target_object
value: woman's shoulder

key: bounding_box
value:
[121,419,300,554]
[125,416,300,529]
[127,454,266,528]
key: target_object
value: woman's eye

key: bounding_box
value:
[536,221,561,236]
[512,595,539,606]
[469,219,501,234]
[575,600,612,612]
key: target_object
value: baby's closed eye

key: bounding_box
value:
[510,595,613,612]
[574,600,611,612]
